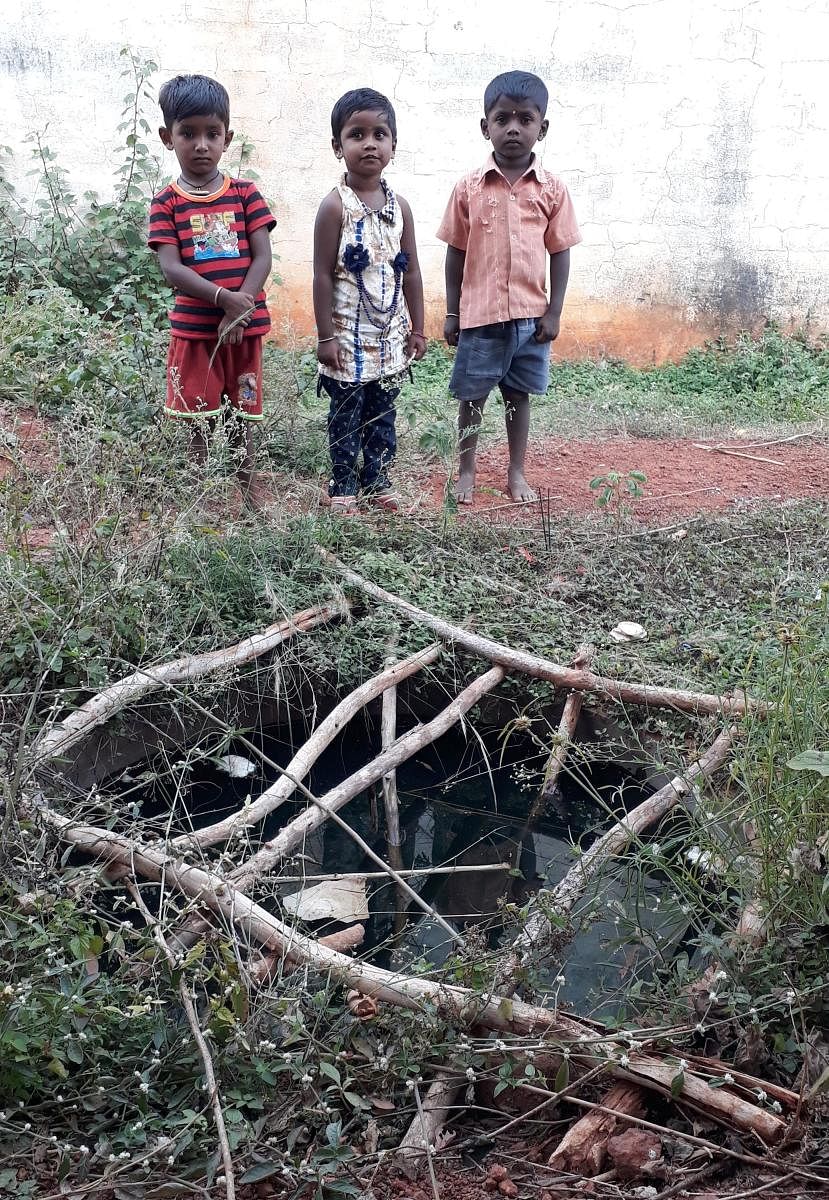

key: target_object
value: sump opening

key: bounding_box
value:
[100,693,691,1017]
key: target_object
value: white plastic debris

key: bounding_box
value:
[282,877,370,923]
[216,754,256,778]
[609,621,648,643]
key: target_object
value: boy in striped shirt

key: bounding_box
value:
[149,74,275,510]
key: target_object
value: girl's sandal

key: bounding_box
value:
[329,495,360,516]
[366,490,402,513]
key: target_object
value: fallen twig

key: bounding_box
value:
[319,550,761,716]
[33,600,349,765]
[126,882,236,1200]
[692,443,785,466]
[532,643,593,822]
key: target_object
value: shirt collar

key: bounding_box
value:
[477,152,543,184]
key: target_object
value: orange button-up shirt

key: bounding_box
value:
[436,154,581,330]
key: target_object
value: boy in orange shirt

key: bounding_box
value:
[437,70,581,503]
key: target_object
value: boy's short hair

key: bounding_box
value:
[159,74,231,129]
[331,88,397,142]
[484,71,548,118]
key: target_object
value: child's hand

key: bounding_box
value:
[219,289,256,325]
[218,314,244,346]
[444,316,460,347]
[407,331,427,361]
[317,338,346,374]
[534,312,561,343]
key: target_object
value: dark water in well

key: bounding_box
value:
[115,713,689,1019]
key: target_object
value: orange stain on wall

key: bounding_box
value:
[270,283,734,367]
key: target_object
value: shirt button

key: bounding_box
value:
[510,194,516,200]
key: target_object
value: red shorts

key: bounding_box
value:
[164,336,263,420]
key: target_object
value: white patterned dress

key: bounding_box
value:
[323,177,411,384]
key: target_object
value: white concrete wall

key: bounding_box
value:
[3,0,828,360]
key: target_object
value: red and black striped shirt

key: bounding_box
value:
[148,177,276,339]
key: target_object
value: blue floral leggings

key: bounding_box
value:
[318,375,400,497]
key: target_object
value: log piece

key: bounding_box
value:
[547,1082,647,1175]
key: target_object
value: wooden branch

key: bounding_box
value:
[250,924,366,984]
[530,643,593,826]
[271,863,512,884]
[398,1076,463,1177]
[172,644,440,852]
[319,551,761,716]
[411,1080,446,1198]
[548,1082,646,1176]
[33,601,349,764]
[381,652,402,854]
[692,443,785,466]
[39,805,788,1146]
[231,665,506,885]
[503,727,736,979]
[126,882,236,1199]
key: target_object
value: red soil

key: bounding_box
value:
[419,435,828,522]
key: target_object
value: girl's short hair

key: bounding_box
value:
[331,88,397,141]
[159,74,231,129]
[484,71,548,117]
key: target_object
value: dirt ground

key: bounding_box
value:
[4,405,826,537]
[420,434,828,521]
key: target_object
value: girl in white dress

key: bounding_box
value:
[313,88,426,513]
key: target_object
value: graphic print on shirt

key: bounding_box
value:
[190,211,239,260]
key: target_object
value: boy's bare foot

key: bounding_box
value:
[240,475,272,514]
[507,468,538,503]
[453,471,476,504]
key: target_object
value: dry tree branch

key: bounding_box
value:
[33,601,349,765]
[172,643,440,851]
[319,550,763,717]
[125,881,236,1200]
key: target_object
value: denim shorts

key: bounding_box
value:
[449,318,551,400]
